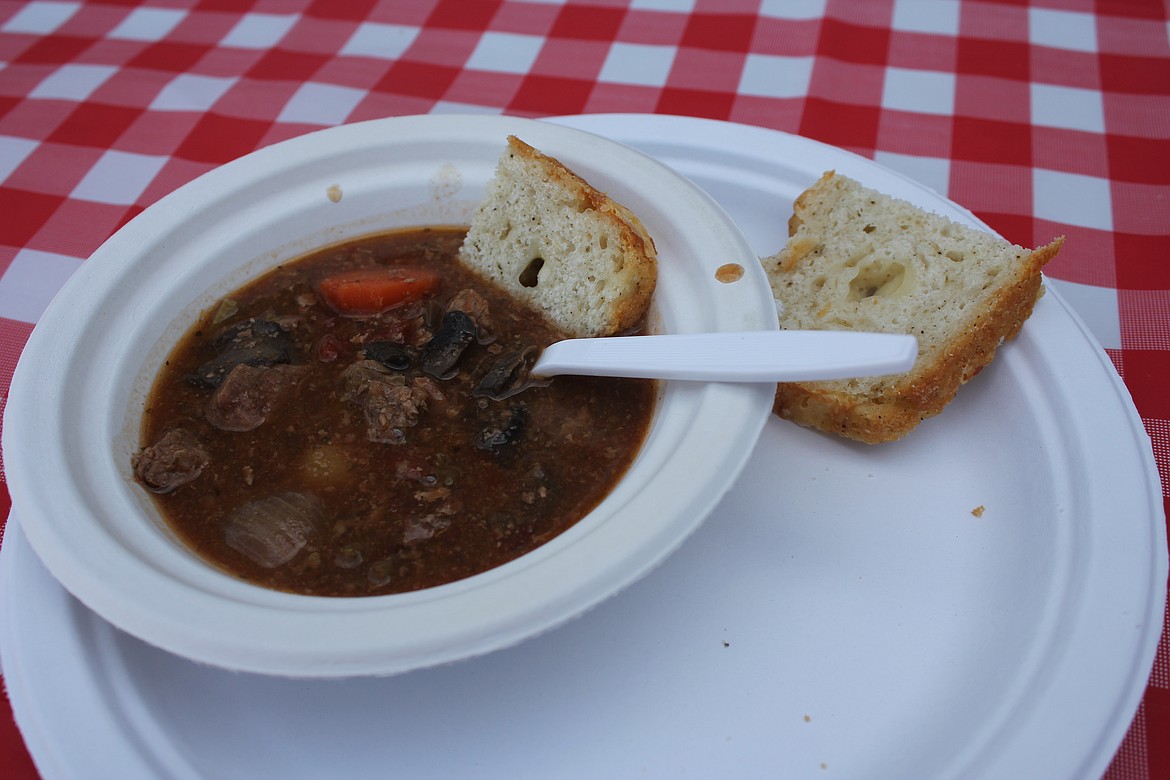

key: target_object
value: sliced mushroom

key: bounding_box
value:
[420,310,477,378]
[188,318,295,389]
[473,346,545,400]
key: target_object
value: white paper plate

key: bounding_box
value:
[1,114,1164,780]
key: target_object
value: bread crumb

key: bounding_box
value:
[971,505,985,518]
[326,184,342,203]
[803,714,811,723]
[715,262,744,283]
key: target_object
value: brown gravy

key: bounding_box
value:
[134,227,655,596]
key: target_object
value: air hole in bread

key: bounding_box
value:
[519,257,544,288]
[848,261,909,301]
[945,250,964,262]
[863,224,876,233]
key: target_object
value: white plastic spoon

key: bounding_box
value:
[530,330,918,382]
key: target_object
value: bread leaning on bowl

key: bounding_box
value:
[459,135,658,338]
[763,171,1064,444]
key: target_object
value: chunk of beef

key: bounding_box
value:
[223,492,323,568]
[341,359,435,444]
[132,428,210,494]
[189,318,295,389]
[205,363,308,432]
[446,288,493,342]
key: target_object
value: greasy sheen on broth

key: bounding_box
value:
[133,227,655,597]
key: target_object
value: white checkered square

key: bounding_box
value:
[872,151,951,199]
[107,7,186,42]
[881,67,955,116]
[1044,278,1122,350]
[150,74,236,112]
[891,0,959,35]
[0,136,38,184]
[1029,7,1098,53]
[599,43,675,87]
[465,32,544,75]
[221,13,298,50]
[29,64,117,101]
[630,0,696,11]
[277,81,365,125]
[758,0,826,20]
[0,249,83,324]
[1031,83,1105,133]
[1033,168,1112,231]
[1,1,79,35]
[340,22,419,60]
[69,149,167,205]
[738,53,813,99]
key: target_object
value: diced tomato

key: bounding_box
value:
[317,267,441,315]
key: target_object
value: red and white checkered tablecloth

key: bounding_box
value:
[1,1,1167,777]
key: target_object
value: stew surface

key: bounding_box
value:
[133,227,655,597]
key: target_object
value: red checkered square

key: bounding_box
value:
[4,142,104,196]
[1108,136,1170,186]
[349,91,437,122]
[211,79,300,121]
[816,18,890,65]
[46,102,143,148]
[807,57,887,105]
[280,17,361,56]
[1101,52,1170,95]
[1118,351,1170,420]
[11,34,91,65]
[1103,93,1170,140]
[656,85,735,121]
[174,113,273,164]
[374,60,462,100]
[365,0,436,27]
[0,189,65,249]
[247,48,330,81]
[951,116,1033,165]
[511,74,593,116]
[1115,233,1170,291]
[1096,13,1170,56]
[491,1,558,36]
[127,40,216,73]
[117,112,201,156]
[681,13,756,52]
[800,99,881,154]
[1119,291,1170,350]
[426,0,502,31]
[955,37,1029,80]
[550,5,626,42]
[958,2,1029,42]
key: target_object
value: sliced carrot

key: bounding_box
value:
[318,267,441,315]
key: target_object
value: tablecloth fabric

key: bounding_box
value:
[1,0,1167,777]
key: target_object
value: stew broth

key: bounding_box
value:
[134,227,655,596]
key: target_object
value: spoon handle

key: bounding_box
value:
[530,331,918,382]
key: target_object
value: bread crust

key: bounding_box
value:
[768,172,1064,444]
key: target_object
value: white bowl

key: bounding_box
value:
[3,114,777,677]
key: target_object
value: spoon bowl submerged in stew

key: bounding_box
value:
[4,114,777,676]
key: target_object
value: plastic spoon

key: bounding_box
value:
[530,330,918,382]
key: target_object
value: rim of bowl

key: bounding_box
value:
[3,114,777,677]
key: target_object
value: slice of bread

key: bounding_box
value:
[764,171,1064,444]
[459,136,658,338]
